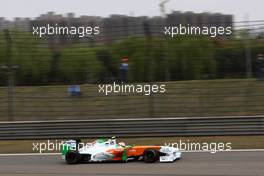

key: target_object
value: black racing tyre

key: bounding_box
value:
[143,149,159,163]
[65,151,82,164]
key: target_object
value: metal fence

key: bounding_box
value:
[0,116,263,139]
[0,79,264,121]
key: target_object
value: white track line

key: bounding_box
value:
[0,149,263,156]
[181,149,264,152]
[0,153,60,156]
[0,115,263,123]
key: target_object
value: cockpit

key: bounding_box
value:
[91,138,126,148]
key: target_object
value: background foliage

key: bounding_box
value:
[0,31,263,85]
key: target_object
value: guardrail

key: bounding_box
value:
[0,116,263,139]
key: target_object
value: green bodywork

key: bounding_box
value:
[122,149,127,161]
[61,143,71,156]
[121,145,132,161]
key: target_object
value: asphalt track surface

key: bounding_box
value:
[0,152,263,176]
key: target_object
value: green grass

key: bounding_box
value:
[0,79,264,121]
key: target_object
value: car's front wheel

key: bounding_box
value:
[65,151,82,164]
[143,149,159,163]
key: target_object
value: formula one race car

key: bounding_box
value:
[61,137,181,164]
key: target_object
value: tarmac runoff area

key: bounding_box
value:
[0,151,263,176]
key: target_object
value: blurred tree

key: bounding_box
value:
[59,44,104,84]
[164,36,216,80]
[0,32,6,85]
[1,31,262,85]
[110,37,168,82]
[0,31,52,85]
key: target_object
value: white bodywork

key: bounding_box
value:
[79,139,119,162]
[159,146,181,162]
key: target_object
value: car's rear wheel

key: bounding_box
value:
[143,149,159,163]
[65,151,82,164]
